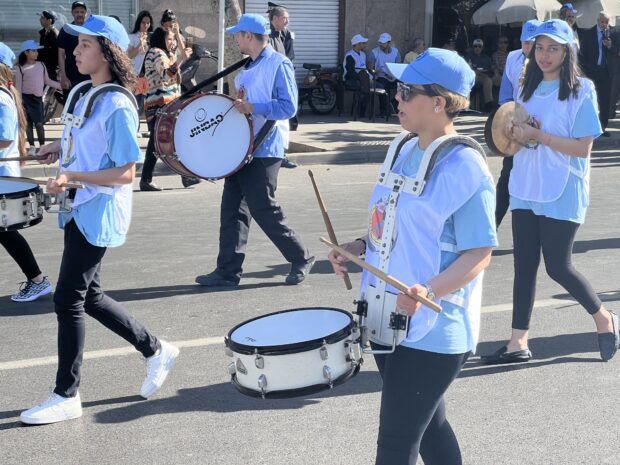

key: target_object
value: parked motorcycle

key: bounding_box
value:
[298,63,339,115]
[181,43,217,93]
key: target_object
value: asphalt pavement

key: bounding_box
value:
[1,111,620,465]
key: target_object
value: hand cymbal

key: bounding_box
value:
[484,102,530,157]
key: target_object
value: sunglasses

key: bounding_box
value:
[397,83,435,102]
[473,45,483,48]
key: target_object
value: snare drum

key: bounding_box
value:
[0,179,43,231]
[155,93,254,180]
[225,307,362,399]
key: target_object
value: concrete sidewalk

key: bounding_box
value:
[20,108,620,178]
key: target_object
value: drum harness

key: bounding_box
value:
[56,80,138,211]
[355,132,487,354]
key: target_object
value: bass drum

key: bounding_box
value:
[154,92,254,180]
[225,307,362,399]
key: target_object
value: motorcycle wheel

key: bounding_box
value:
[308,81,338,115]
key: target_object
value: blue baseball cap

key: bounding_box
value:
[226,14,270,35]
[20,40,44,53]
[533,19,573,45]
[560,3,577,13]
[64,14,129,51]
[385,47,475,97]
[520,19,542,42]
[0,42,15,67]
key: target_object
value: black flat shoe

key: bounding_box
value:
[598,310,619,362]
[480,346,532,365]
[140,180,162,192]
[195,271,239,287]
[281,158,298,169]
[181,176,201,188]
[285,256,315,285]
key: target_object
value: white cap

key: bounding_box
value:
[379,32,392,44]
[351,34,369,45]
[473,38,483,46]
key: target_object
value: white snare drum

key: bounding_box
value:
[0,179,43,231]
[225,307,362,399]
[155,93,254,180]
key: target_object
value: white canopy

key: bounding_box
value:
[472,0,505,25]
[572,0,620,28]
[496,0,562,24]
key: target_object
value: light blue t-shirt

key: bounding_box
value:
[0,91,20,177]
[59,106,143,247]
[510,80,602,223]
[398,143,498,354]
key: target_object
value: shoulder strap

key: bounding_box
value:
[0,85,13,99]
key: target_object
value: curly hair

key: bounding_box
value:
[97,36,136,90]
[0,64,27,156]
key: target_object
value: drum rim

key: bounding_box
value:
[226,307,354,356]
[230,362,361,399]
[0,180,41,199]
[0,215,43,231]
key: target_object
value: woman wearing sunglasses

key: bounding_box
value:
[328,48,497,465]
[482,20,618,365]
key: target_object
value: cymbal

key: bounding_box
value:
[484,102,529,157]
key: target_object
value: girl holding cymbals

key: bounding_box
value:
[328,48,497,465]
[20,15,179,425]
[481,19,619,365]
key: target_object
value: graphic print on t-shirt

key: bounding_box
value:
[367,195,397,252]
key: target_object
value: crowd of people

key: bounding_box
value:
[0,3,618,465]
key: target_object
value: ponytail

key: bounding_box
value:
[0,64,27,156]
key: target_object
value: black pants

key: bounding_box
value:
[53,220,159,398]
[0,230,41,280]
[512,209,602,330]
[495,156,513,227]
[589,66,611,130]
[373,345,468,465]
[215,157,309,281]
[140,118,158,183]
[376,77,397,117]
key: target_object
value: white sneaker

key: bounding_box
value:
[140,340,179,399]
[20,392,82,425]
[11,277,53,302]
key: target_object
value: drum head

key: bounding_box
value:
[228,307,353,355]
[173,94,252,179]
[0,179,39,197]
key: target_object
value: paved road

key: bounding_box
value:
[1,156,619,465]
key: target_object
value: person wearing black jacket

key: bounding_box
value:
[579,11,612,135]
[38,10,59,80]
[268,2,298,168]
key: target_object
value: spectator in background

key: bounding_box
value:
[608,19,620,119]
[491,35,509,87]
[160,9,190,62]
[466,38,494,112]
[560,3,580,53]
[579,11,612,136]
[15,40,61,147]
[128,10,154,114]
[57,1,89,101]
[368,32,401,117]
[342,34,371,118]
[38,10,59,80]
[141,27,196,191]
[403,38,426,64]
[268,2,298,168]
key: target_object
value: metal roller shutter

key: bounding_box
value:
[244,0,340,81]
[98,0,136,31]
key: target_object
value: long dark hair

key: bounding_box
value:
[0,64,27,155]
[97,36,136,90]
[520,37,581,102]
[18,52,28,66]
[131,10,153,34]
[149,27,171,54]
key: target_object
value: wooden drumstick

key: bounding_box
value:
[0,176,83,190]
[320,237,442,313]
[308,170,353,290]
[0,155,49,162]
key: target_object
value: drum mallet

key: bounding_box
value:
[320,237,442,313]
[308,170,353,290]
